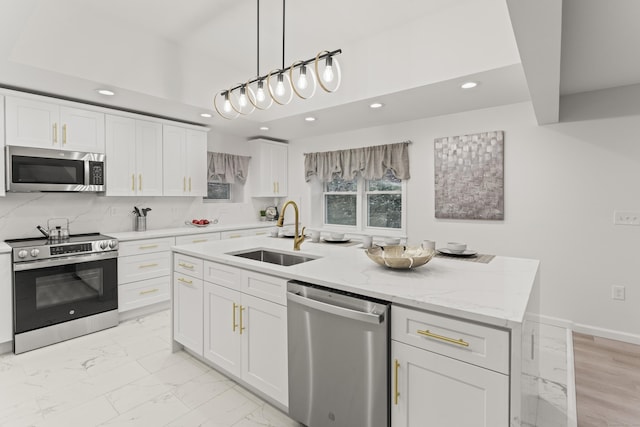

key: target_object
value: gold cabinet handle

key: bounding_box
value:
[232,302,238,332]
[394,359,400,405]
[53,123,58,144]
[229,234,241,238]
[178,262,194,269]
[62,124,67,145]
[177,277,193,285]
[139,174,142,191]
[276,182,279,193]
[139,288,159,295]
[273,182,276,193]
[132,174,135,191]
[189,177,192,192]
[183,177,186,192]
[138,263,158,269]
[138,244,158,250]
[416,329,470,347]
[191,239,207,243]
[255,232,267,236]
[239,305,245,334]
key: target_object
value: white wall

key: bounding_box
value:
[287,101,640,338]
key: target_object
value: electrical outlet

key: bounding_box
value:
[109,207,118,216]
[614,211,640,225]
[612,285,626,301]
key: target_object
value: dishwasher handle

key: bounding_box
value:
[287,291,385,325]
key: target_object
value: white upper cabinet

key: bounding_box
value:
[162,125,207,197]
[249,139,288,197]
[105,115,163,196]
[0,95,5,197]
[5,96,105,153]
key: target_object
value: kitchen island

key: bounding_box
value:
[171,236,541,427]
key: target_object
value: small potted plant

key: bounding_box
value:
[259,210,267,221]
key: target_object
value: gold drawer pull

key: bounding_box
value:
[62,124,67,144]
[132,174,135,191]
[139,174,142,191]
[239,305,245,334]
[183,176,186,192]
[53,123,58,144]
[417,329,469,347]
[177,277,193,285]
[232,302,238,332]
[191,239,207,243]
[139,288,159,295]
[189,177,192,192]
[255,232,267,236]
[138,263,158,269]
[394,359,400,405]
[139,244,158,249]
[178,262,195,269]
[229,234,241,239]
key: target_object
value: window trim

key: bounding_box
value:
[322,176,406,236]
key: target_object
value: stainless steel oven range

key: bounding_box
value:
[6,233,119,354]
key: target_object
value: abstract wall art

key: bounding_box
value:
[434,130,504,220]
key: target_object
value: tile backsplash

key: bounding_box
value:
[0,193,260,240]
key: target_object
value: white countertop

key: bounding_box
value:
[172,236,539,328]
[105,222,273,241]
[0,242,10,254]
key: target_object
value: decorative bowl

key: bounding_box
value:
[365,245,435,269]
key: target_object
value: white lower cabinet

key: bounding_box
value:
[0,253,12,343]
[391,305,510,427]
[173,271,204,355]
[196,261,288,407]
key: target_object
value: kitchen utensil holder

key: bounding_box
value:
[135,216,147,232]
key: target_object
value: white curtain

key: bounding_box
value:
[207,152,251,184]
[304,141,411,182]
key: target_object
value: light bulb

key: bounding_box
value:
[323,56,334,83]
[256,81,266,102]
[223,93,232,113]
[298,65,308,90]
[275,74,285,97]
[239,87,247,107]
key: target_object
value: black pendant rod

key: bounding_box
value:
[257,0,260,77]
[282,0,286,70]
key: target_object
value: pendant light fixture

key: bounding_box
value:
[214,0,342,119]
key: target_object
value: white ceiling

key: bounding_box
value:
[1,0,639,140]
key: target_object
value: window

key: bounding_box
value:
[205,181,231,201]
[324,170,405,232]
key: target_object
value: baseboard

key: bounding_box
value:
[118,301,170,322]
[565,328,578,427]
[528,314,640,345]
[0,340,12,355]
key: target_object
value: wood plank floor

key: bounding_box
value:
[573,332,640,427]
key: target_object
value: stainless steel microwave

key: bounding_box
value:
[6,146,105,192]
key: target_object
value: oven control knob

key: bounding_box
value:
[18,250,28,259]
[108,240,118,250]
[30,249,40,258]
[100,241,108,250]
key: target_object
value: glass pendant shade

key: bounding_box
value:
[267,69,293,105]
[213,90,240,119]
[247,78,274,110]
[315,51,342,93]
[290,60,317,99]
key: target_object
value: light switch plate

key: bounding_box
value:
[614,211,640,225]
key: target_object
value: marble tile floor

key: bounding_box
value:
[0,310,301,427]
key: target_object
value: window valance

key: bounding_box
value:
[207,152,251,184]
[304,141,410,182]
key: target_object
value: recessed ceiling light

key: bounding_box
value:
[97,89,115,96]
[259,126,269,131]
[200,113,212,118]
[461,81,478,89]
[369,102,384,109]
[305,117,316,122]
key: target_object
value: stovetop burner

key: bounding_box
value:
[6,233,118,262]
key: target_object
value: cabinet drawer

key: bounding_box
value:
[119,237,175,256]
[203,261,241,291]
[220,230,250,239]
[118,252,170,284]
[392,305,509,374]
[175,232,221,245]
[242,271,287,305]
[118,277,169,312]
[174,253,203,279]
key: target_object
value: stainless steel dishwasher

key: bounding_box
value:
[287,281,390,427]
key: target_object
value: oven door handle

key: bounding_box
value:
[13,251,118,271]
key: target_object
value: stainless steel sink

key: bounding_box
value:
[229,249,319,266]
